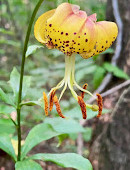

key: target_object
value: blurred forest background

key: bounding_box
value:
[0,0,130,169]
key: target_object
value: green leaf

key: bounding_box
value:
[0,28,14,35]
[93,66,106,89]
[21,123,61,160]
[0,119,15,135]
[30,153,93,170]
[0,104,15,116]
[0,88,15,106]
[104,62,129,80]
[0,134,16,161]
[0,39,20,47]
[57,134,68,147]
[9,67,31,102]
[26,45,44,58]
[83,128,92,142]
[20,101,39,106]
[45,117,85,133]
[15,160,42,170]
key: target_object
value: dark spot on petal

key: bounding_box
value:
[78,36,80,38]
[49,24,52,27]
[66,41,69,43]
[55,39,57,42]
[74,32,77,35]
[106,40,108,43]
[84,33,86,35]
[97,50,98,52]
[66,33,68,35]
[78,43,80,45]
[77,52,79,54]
[61,32,63,35]
[85,39,88,42]
[102,46,104,48]
[72,40,74,42]
[66,44,69,47]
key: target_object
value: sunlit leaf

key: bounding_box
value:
[93,66,106,89]
[30,153,93,170]
[0,119,15,135]
[0,88,15,106]
[0,134,16,161]
[26,45,44,58]
[104,62,129,80]
[15,160,42,170]
[83,127,92,142]
[21,123,61,160]
[45,117,85,133]
[9,67,31,103]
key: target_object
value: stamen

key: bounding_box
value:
[78,96,87,119]
[49,90,56,111]
[43,92,49,116]
[74,80,96,99]
[53,95,66,118]
[96,93,103,118]
[81,83,88,99]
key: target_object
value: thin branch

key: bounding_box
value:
[77,133,83,155]
[101,80,130,98]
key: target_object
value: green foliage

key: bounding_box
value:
[0,119,15,135]
[26,45,44,58]
[15,160,42,170]
[83,127,93,142]
[0,105,15,116]
[104,62,129,80]
[9,67,31,103]
[44,117,85,133]
[0,134,17,161]
[30,153,93,170]
[21,123,61,159]
[93,66,106,89]
[0,88,15,107]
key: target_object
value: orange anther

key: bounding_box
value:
[81,83,88,99]
[53,96,65,118]
[49,90,56,111]
[78,96,87,119]
[43,92,49,116]
[96,93,103,118]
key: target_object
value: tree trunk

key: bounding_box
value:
[90,87,130,170]
[89,0,130,169]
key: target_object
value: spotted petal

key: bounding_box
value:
[34,9,55,43]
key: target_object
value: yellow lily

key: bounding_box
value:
[34,3,118,119]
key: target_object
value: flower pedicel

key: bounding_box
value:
[34,3,118,119]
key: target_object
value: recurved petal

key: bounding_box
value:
[34,9,55,43]
[46,3,87,55]
[94,21,118,55]
[74,18,97,58]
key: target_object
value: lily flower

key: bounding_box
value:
[34,3,118,119]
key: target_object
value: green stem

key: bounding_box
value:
[17,0,44,161]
